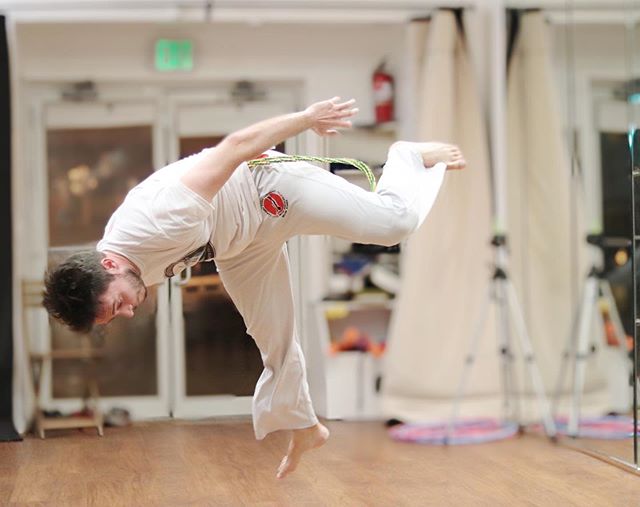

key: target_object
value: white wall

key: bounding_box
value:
[15,21,406,125]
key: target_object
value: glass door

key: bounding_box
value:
[167,91,295,417]
[36,95,172,419]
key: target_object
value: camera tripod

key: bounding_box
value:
[446,235,557,442]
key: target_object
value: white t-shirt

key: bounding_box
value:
[97,149,261,286]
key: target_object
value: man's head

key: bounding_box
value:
[43,250,147,332]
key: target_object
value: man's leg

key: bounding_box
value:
[253,142,462,245]
[215,242,328,479]
[221,141,462,478]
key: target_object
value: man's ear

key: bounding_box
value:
[101,257,119,271]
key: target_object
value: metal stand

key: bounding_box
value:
[446,235,557,442]
[552,234,631,437]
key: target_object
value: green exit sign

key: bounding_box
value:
[155,39,193,71]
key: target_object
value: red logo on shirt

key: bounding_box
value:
[261,191,288,218]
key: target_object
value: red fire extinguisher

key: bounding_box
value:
[373,61,394,123]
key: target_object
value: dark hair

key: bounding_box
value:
[43,250,114,333]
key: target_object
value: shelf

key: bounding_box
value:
[317,125,402,421]
[319,299,395,311]
[31,349,104,360]
[40,415,101,430]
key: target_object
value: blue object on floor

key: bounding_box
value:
[550,415,636,439]
[388,417,519,445]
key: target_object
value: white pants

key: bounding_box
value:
[215,142,446,439]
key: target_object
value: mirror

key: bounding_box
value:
[507,4,638,470]
[631,11,640,469]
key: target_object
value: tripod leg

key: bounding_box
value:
[446,283,492,442]
[568,275,599,436]
[600,280,629,356]
[495,278,518,424]
[505,279,557,438]
[551,279,584,418]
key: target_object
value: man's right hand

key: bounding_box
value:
[304,97,359,137]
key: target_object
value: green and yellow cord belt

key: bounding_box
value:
[247,155,377,191]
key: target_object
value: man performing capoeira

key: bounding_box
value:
[43,97,466,479]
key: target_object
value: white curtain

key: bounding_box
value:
[382,11,499,421]
[506,11,608,412]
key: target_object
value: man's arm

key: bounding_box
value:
[180,97,358,201]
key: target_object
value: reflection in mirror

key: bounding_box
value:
[631,39,640,466]
[633,142,640,467]
[545,4,638,469]
[508,3,639,470]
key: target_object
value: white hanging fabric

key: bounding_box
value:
[382,11,499,421]
[506,11,607,412]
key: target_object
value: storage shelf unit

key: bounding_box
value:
[314,122,399,419]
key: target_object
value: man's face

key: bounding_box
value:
[95,269,147,325]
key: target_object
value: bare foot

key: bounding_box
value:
[276,423,330,479]
[416,142,466,170]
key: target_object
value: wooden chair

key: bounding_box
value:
[22,279,104,438]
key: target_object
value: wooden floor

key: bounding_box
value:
[1,418,638,506]
[570,437,636,467]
